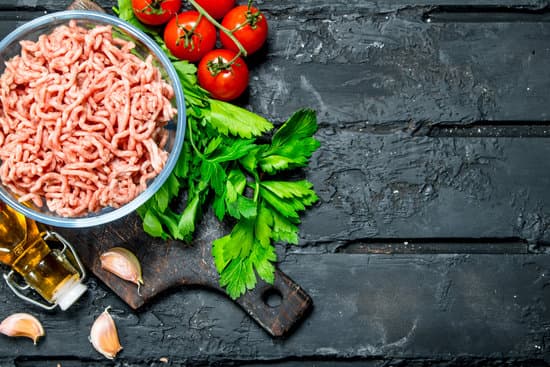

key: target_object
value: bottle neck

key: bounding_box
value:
[52,277,88,310]
[12,238,80,302]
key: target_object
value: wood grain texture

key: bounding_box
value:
[0,0,549,365]
[55,210,312,337]
[301,134,550,246]
[0,253,549,364]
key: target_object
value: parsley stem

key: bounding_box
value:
[248,170,260,202]
[187,118,206,160]
[253,179,260,202]
[187,0,248,57]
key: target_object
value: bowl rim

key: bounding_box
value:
[0,10,186,228]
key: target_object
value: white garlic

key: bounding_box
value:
[89,307,122,359]
[100,247,144,292]
[0,313,45,345]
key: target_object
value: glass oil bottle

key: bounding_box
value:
[0,202,87,310]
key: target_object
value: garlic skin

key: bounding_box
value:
[100,247,144,290]
[0,313,45,345]
[90,307,122,359]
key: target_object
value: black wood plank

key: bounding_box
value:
[244,362,550,367]
[256,0,550,12]
[7,0,550,12]
[246,15,550,125]
[0,2,549,126]
[0,1,549,365]
[0,253,549,364]
[299,132,550,246]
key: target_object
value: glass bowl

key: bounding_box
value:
[0,11,186,228]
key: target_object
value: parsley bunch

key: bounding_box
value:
[116,0,320,299]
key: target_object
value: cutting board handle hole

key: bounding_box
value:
[262,288,283,308]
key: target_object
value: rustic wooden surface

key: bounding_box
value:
[1,0,550,365]
[56,210,313,337]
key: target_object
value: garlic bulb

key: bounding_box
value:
[89,307,122,359]
[100,247,144,292]
[0,313,44,345]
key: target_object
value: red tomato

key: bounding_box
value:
[131,0,181,26]
[164,11,217,62]
[197,49,249,101]
[195,0,235,20]
[220,5,268,55]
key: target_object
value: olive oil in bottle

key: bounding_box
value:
[0,202,87,310]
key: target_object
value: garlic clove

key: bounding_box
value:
[100,247,144,291]
[0,313,45,345]
[89,307,122,360]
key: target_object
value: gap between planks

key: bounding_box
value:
[424,5,550,23]
[289,237,550,255]
[335,237,531,254]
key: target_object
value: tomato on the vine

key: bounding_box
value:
[195,0,235,20]
[164,11,217,62]
[131,0,181,26]
[197,49,249,101]
[219,5,268,55]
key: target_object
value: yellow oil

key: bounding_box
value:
[0,202,79,302]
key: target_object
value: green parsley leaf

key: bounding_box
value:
[226,195,257,220]
[212,210,277,298]
[120,0,321,299]
[260,109,320,173]
[209,100,273,138]
[261,180,318,204]
[218,258,256,299]
[259,186,303,219]
[200,161,226,196]
[227,169,247,194]
[239,146,262,176]
[212,234,230,271]
[165,172,181,198]
[225,177,238,204]
[176,194,200,241]
[255,202,273,247]
[249,241,277,283]
[154,185,170,213]
[271,109,319,149]
[219,169,249,220]
[271,209,300,244]
[212,218,259,299]
[172,60,198,83]
[204,136,224,156]
[174,143,192,179]
[156,209,180,239]
[212,194,226,221]
[208,139,257,163]
[225,218,255,259]
[142,209,166,239]
[172,61,209,105]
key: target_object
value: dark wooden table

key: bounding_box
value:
[1,0,550,366]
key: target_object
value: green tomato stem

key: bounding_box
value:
[187,0,248,57]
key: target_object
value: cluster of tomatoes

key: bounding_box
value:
[131,0,268,101]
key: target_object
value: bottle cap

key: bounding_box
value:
[54,279,88,310]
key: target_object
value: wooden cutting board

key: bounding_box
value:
[56,210,312,337]
[53,0,313,339]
